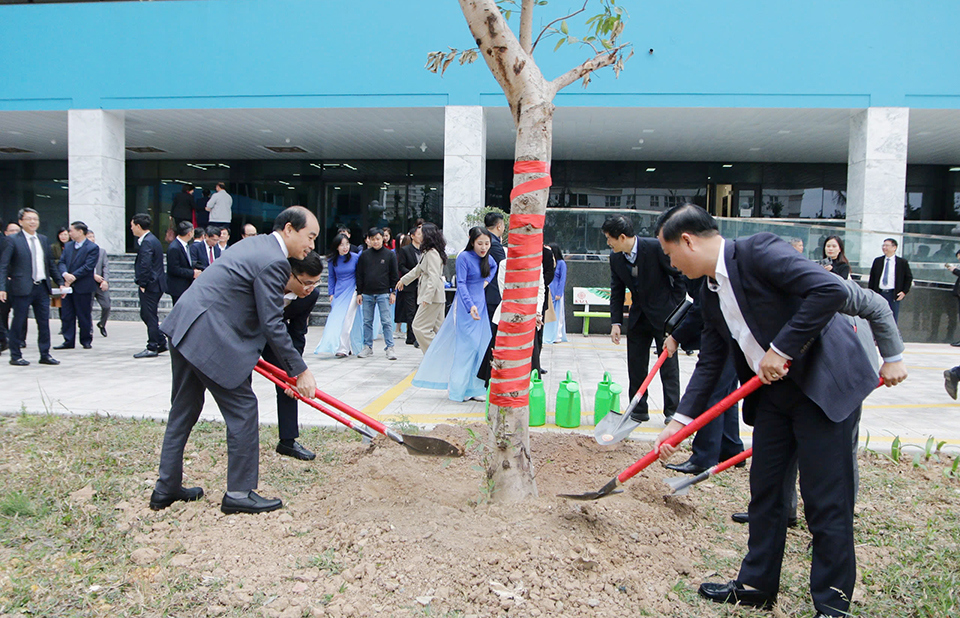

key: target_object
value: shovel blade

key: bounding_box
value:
[400,434,464,458]
[558,477,623,501]
[594,410,641,446]
[663,475,693,496]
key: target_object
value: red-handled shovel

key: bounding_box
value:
[560,375,765,500]
[256,359,464,457]
[254,365,377,441]
[664,448,753,496]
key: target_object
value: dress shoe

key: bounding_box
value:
[220,491,282,515]
[98,324,108,337]
[698,580,777,609]
[664,459,708,475]
[945,369,959,400]
[663,413,675,426]
[952,341,960,347]
[38,356,60,366]
[157,345,168,354]
[630,411,650,423]
[732,512,798,528]
[539,369,548,375]
[133,348,159,358]
[9,358,29,366]
[276,440,316,461]
[53,342,74,350]
[149,486,204,510]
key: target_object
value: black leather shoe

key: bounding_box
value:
[732,512,798,527]
[698,580,776,609]
[38,356,60,365]
[82,343,92,349]
[664,459,708,475]
[276,440,316,461]
[220,491,282,514]
[663,413,675,426]
[952,341,960,347]
[98,324,108,337]
[53,343,74,350]
[945,370,959,400]
[9,358,29,366]
[630,411,650,423]
[157,345,168,354]
[149,486,204,510]
[133,349,159,358]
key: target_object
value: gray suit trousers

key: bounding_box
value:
[156,344,260,494]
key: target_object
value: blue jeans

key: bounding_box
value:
[361,293,394,350]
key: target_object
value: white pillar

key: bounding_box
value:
[845,107,909,267]
[68,110,125,254]
[443,106,486,254]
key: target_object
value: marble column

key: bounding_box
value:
[443,106,486,254]
[845,107,909,267]
[68,110,125,255]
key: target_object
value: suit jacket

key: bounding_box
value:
[93,245,109,281]
[284,289,320,354]
[867,255,913,296]
[397,244,421,292]
[0,231,63,296]
[166,240,195,299]
[399,248,445,304]
[484,234,506,309]
[190,241,221,270]
[171,191,195,220]
[679,233,878,426]
[134,232,166,293]
[160,233,308,390]
[609,237,685,332]
[58,240,100,295]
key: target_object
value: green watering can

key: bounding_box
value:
[593,371,623,425]
[555,371,582,428]
[529,370,546,427]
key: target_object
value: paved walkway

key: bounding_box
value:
[2,322,959,455]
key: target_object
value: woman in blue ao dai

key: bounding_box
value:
[314,234,363,357]
[412,227,497,402]
[544,242,568,344]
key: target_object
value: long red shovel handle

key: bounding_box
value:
[256,358,391,436]
[714,447,753,474]
[254,365,375,439]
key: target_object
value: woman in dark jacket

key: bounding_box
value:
[821,235,850,279]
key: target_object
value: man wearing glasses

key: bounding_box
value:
[265,251,323,461]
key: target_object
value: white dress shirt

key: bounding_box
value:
[23,231,46,283]
[272,231,289,258]
[879,256,896,290]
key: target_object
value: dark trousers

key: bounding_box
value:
[139,287,163,350]
[9,284,52,360]
[60,291,93,347]
[626,314,680,417]
[156,345,260,493]
[739,379,857,616]
[878,289,900,323]
[262,345,301,442]
[687,359,743,468]
[93,287,110,327]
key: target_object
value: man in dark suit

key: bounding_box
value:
[0,208,64,366]
[602,214,685,424]
[653,204,886,618]
[171,184,196,227]
[130,213,167,358]
[189,225,222,270]
[264,251,323,461]
[151,206,319,515]
[54,221,99,350]
[166,221,200,306]
[396,225,423,346]
[483,212,507,330]
[867,237,913,323]
[85,229,111,338]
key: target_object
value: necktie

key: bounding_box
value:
[881,257,890,287]
[209,247,214,264]
[28,235,40,282]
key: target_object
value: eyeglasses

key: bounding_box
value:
[294,273,319,289]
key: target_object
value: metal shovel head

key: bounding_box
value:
[663,475,694,496]
[400,434,464,458]
[594,410,641,446]
[558,477,623,501]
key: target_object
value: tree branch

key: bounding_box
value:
[549,44,628,93]
[519,0,535,54]
[530,0,589,53]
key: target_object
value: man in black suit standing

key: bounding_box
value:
[868,237,913,323]
[166,221,200,306]
[654,204,899,618]
[0,208,64,366]
[396,225,423,346]
[602,214,685,424]
[54,221,99,350]
[171,184,196,227]
[189,225,222,270]
[265,251,323,461]
[151,206,319,515]
[483,212,507,329]
[130,213,167,358]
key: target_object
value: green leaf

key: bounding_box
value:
[601,38,613,50]
[505,10,511,20]
[554,37,567,52]
[560,20,568,35]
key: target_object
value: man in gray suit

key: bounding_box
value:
[85,230,110,337]
[151,206,320,515]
